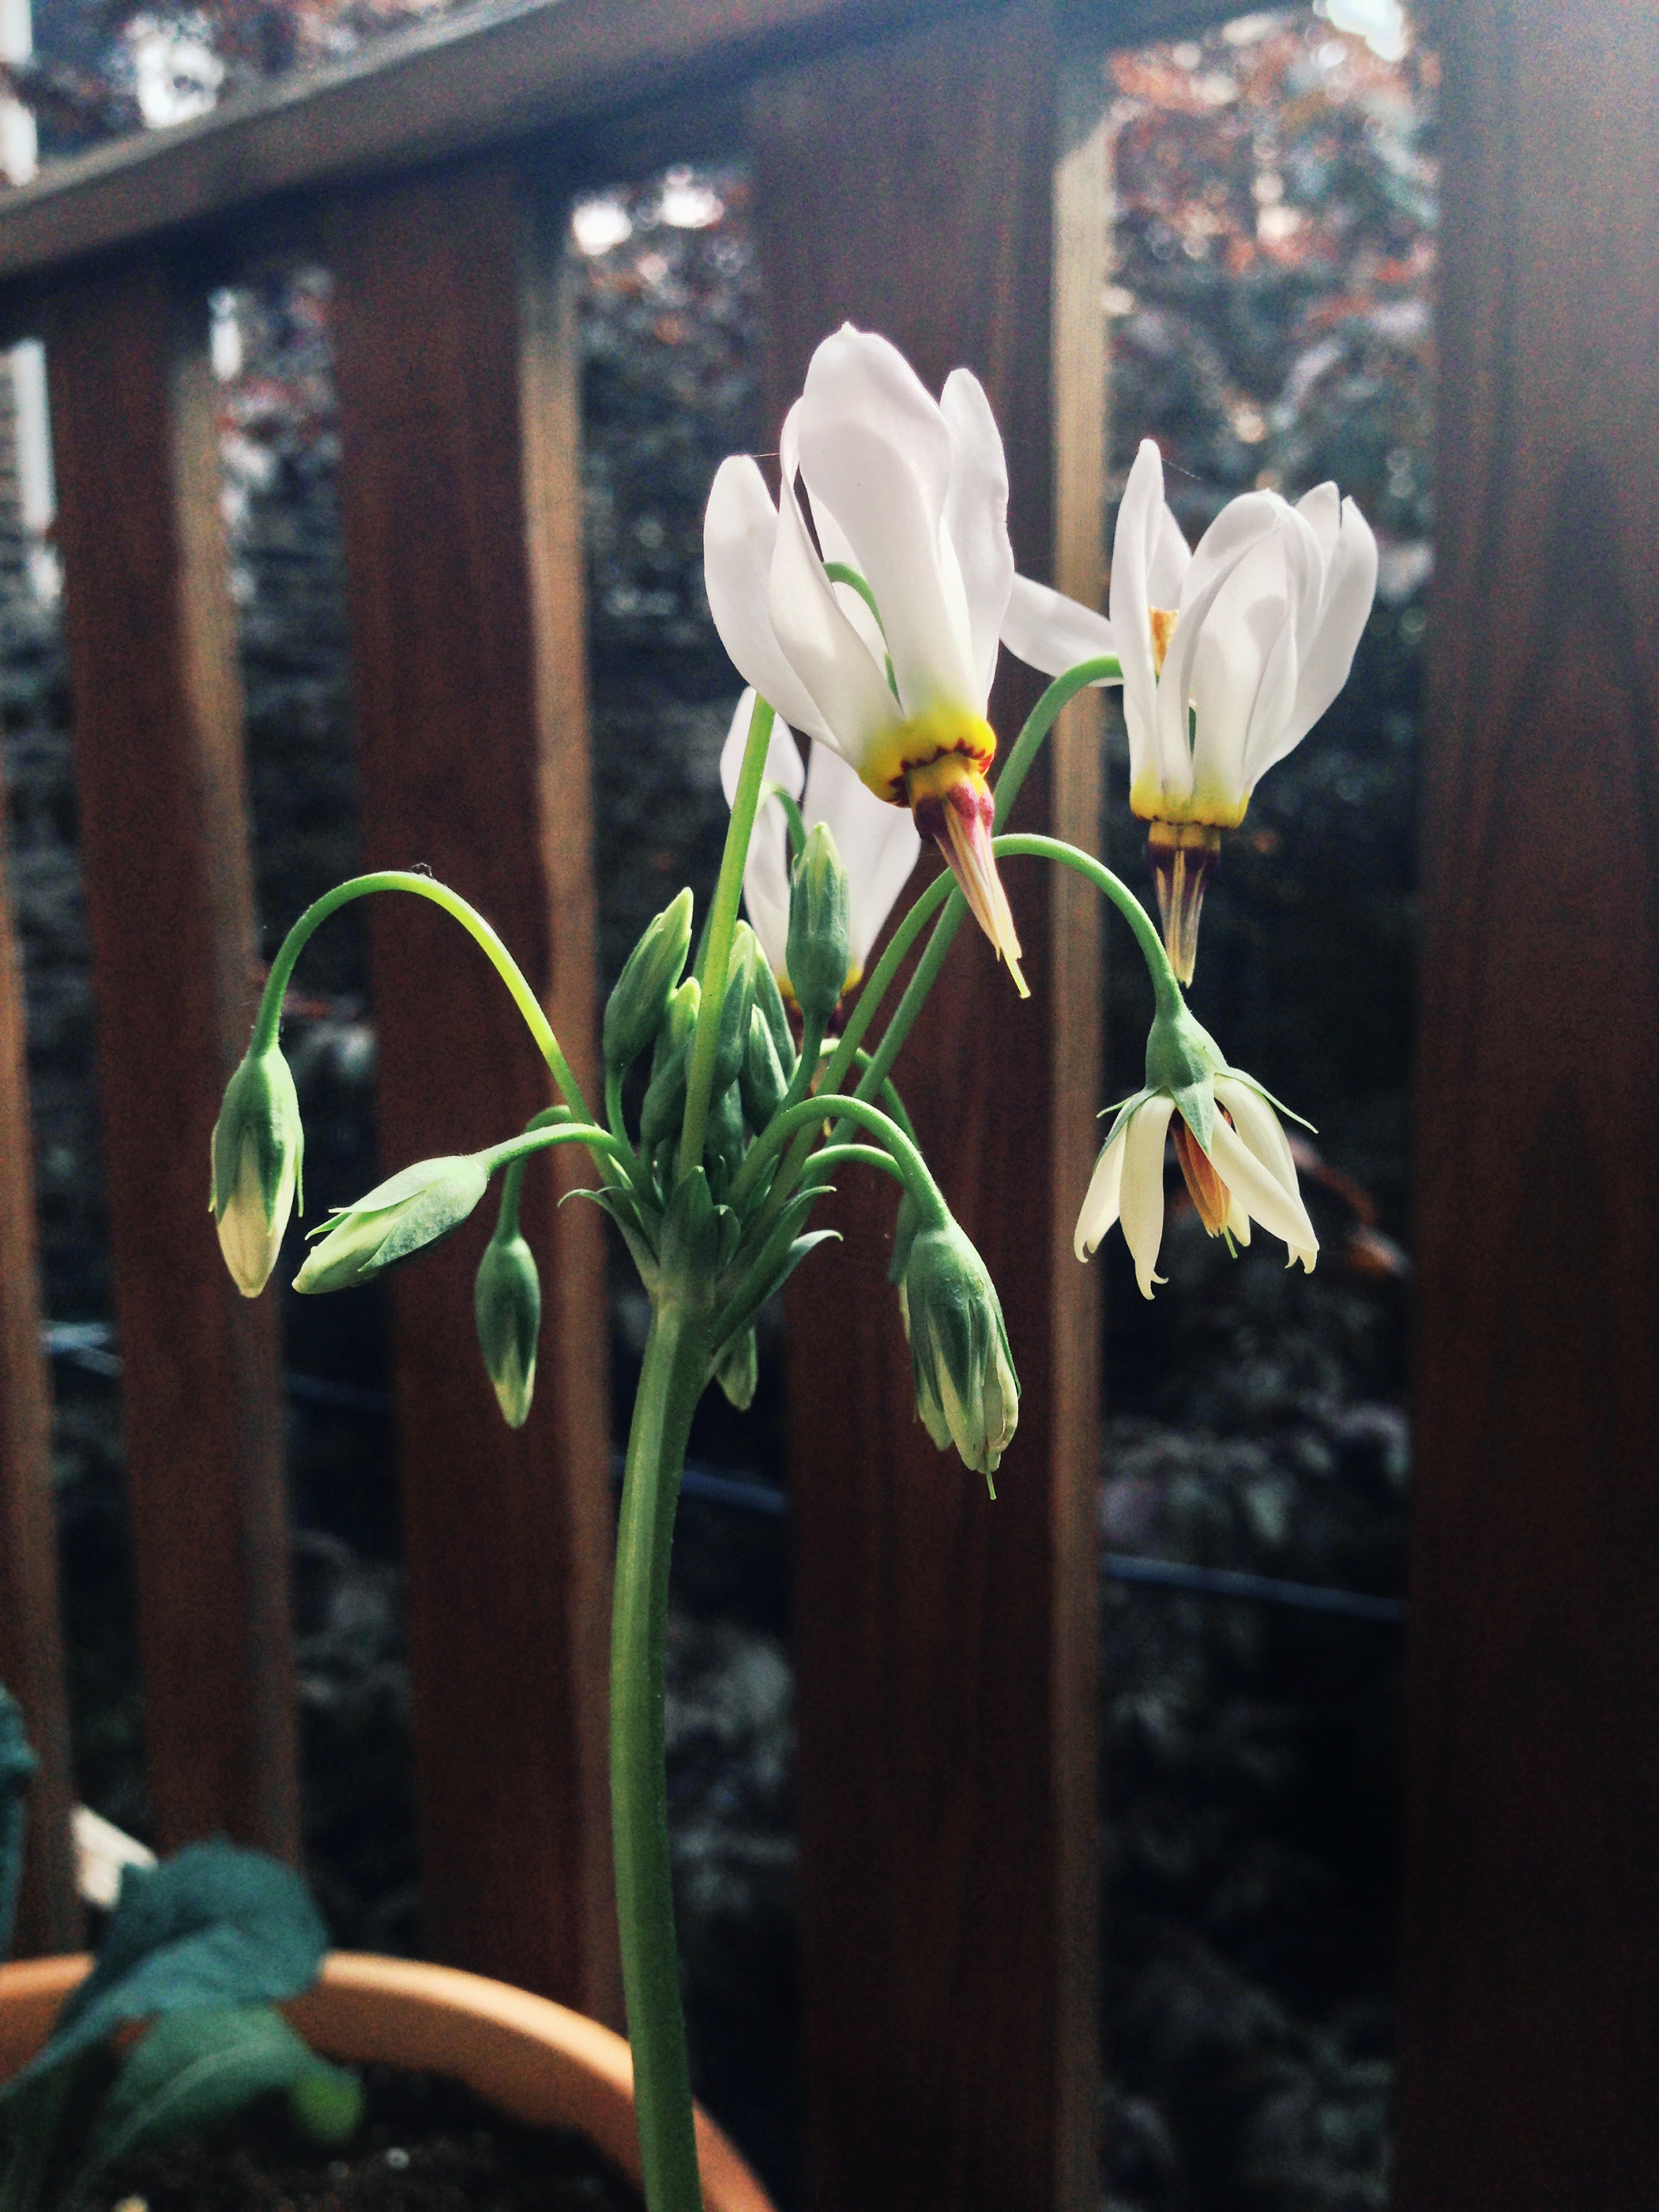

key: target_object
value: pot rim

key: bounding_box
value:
[0,1951,775,2212]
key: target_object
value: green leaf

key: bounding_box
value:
[7,1841,327,2098]
[77,2006,319,2180]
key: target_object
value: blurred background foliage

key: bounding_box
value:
[0,4,1430,2206]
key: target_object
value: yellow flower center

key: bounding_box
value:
[857,705,997,803]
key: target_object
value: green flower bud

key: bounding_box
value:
[786,821,852,1028]
[713,924,758,1094]
[903,1219,1019,1486]
[473,1221,541,1428]
[294,1154,489,1295]
[713,1326,758,1412]
[656,975,701,1070]
[889,1183,924,1296]
[739,1005,788,1134]
[604,888,693,1074]
[210,1042,304,1299]
[750,950,797,1080]
[705,1080,746,1197]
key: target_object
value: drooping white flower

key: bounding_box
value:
[719,690,919,1003]
[704,327,1029,991]
[1075,1068,1318,1298]
[1001,438,1377,982]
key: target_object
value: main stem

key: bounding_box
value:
[611,1300,711,2212]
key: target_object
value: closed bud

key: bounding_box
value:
[903,1219,1020,1486]
[604,888,693,1073]
[786,822,852,1027]
[713,1326,758,1411]
[705,1080,746,1195]
[713,924,759,1093]
[640,978,700,1149]
[750,949,797,1080]
[210,1042,304,1299]
[473,1221,541,1428]
[739,1005,788,1134]
[294,1154,488,1295]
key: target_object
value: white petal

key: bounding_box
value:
[1179,488,1286,614]
[1000,573,1120,681]
[1153,518,1285,803]
[1208,1113,1319,1265]
[720,693,800,980]
[1074,1123,1127,1261]
[1188,532,1296,813]
[794,329,980,718]
[1293,480,1342,565]
[1146,502,1191,608]
[703,457,837,744]
[1120,1094,1175,1298]
[802,739,920,977]
[1214,1076,1298,1191]
[1108,441,1167,792]
[941,368,1016,705]
[1261,496,1379,777]
[769,407,905,769]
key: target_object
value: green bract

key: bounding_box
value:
[474,1224,542,1428]
[786,821,852,1027]
[294,1154,489,1294]
[604,888,693,1074]
[209,1042,303,1299]
[902,1220,1020,1486]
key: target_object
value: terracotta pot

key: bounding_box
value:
[0,1951,776,2212]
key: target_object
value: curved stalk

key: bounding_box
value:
[611,1300,713,2212]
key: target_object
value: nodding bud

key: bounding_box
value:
[902,1218,1020,1488]
[473,1218,541,1428]
[294,1154,488,1296]
[604,887,693,1073]
[210,1042,304,1299]
[786,821,853,1027]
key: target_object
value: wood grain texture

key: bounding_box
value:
[46,258,299,1859]
[328,160,619,2022]
[0,771,77,1951]
[1397,2,1659,2204]
[753,9,1101,2204]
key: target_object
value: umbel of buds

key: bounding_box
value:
[473,1213,541,1428]
[210,1041,303,1299]
[901,1218,1020,1490]
[295,1155,489,1296]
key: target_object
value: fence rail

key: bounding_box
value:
[0,0,1653,2208]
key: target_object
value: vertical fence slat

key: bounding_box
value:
[0,774,77,1950]
[328,160,619,2022]
[46,258,299,1857]
[1398,1,1659,2204]
[753,7,1101,2206]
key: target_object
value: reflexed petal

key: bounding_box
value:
[794,329,980,718]
[1214,1076,1298,1191]
[1294,480,1342,564]
[1074,1123,1127,1261]
[1153,519,1285,805]
[940,368,1015,705]
[704,456,837,743]
[1000,574,1119,681]
[1188,532,1296,814]
[721,690,802,980]
[1178,489,1286,615]
[769,407,905,768]
[1120,1094,1175,1299]
[1259,495,1379,777]
[802,739,920,979]
[1207,1113,1318,1267]
[1108,441,1167,788]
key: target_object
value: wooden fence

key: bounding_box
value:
[0,1,1653,2208]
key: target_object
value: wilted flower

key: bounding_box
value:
[902,1218,1019,1484]
[210,1041,303,1299]
[295,1154,489,1295]
[1076,1068,1318,1298]
[705,329,1030,990]
[720,690,919,1009]
[1003,438,1376,982]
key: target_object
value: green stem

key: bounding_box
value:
[726,1093,946,1225]
[679,697,775,1179]
[810,1142,908,1184]
[992,833,1182,1015]
[253,871,594,1128]
[480,1123,634,1175]
[611,1300,713,2212]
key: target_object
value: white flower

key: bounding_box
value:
[719,690,920,1001]
[704,326,1029,991]
[1075,1070,1318,1298]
